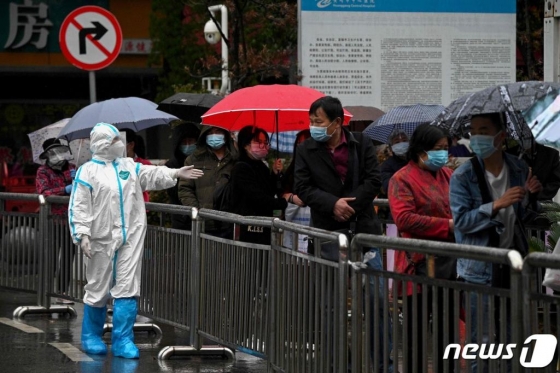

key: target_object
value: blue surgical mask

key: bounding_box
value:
[180,144,196,156]
[391,142,409,157]
[206,134,225,149]
[422,150,448,171]
[310,120,336,142]
[470,132,501,159]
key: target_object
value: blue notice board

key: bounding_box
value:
[300,0,516,13]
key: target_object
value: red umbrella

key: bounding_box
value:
[201,84,353,132]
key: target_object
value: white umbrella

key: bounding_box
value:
[27,119,92,167]
[523,89,560,150]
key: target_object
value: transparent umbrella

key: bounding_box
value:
[28,119,91,167]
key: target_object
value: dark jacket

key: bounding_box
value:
[177,126,236,231]
[516,144,560,201]
[230,154,287,244]
[165,123,199,229]
[294,128,383,236]
[379,155,407,196]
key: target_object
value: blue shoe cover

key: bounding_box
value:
[81,304,108,355]
[112,356,140,373]
[111,298,140,359]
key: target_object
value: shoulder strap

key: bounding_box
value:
[470,157,500,247]
[470,157,493,204]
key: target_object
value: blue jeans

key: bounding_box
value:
[365,248,394,373]
[467,288,511,373]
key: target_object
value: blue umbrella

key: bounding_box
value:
[59,97,179,141]
[269,131,298,153]
[363,104,444,144]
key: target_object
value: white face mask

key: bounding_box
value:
[108,141,125,159]
[48,153,69,163]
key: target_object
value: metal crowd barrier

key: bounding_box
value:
[2,192,560,373]
[269,218,349,373]
[522,252,560,373]
[349,234,525,373]
[0,193,77,318]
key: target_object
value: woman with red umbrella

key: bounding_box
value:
[229,125,289,244]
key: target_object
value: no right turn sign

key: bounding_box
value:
[59,6,122,71]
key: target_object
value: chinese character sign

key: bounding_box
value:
[4,0,52,49]
[0,0,110,53]
[120,39,152,55]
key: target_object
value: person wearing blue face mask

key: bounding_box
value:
[388,123,457,373]
[450,113,542,373]
[165,123,201,229]
[178,126,237,237]
[294,96,393,373]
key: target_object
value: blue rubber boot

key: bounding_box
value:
[81,304,108,355]
[111,298,140,359]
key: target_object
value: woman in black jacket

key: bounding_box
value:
[164,123,201,229]
[231,125,288,244]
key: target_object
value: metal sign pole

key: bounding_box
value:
[89,71,97,104]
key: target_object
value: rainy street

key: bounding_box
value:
[0,289,267,373]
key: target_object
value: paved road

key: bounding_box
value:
[0,289,267,373]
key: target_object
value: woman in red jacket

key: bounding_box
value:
[388,123,457,373]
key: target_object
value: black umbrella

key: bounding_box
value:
[157,93,223,123]
[432,81,560,141]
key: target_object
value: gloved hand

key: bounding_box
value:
[176,165,204,180]
[65,185,72,194]
[80,235,92,259]
[70,169,76,179]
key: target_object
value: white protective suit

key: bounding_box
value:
[69,123,178,307]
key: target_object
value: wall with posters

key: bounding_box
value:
[298,0,516,110]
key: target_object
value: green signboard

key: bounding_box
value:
[0,0,109,53]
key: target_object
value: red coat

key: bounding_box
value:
[388,161,453,296]
[134,156,152,202]
[35,163,75,216]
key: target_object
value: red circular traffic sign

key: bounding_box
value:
[59,6,122,71]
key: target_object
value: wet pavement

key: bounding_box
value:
[0,289,268,373]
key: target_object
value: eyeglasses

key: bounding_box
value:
[252,140,270,149]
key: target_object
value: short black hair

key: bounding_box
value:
[471,113,505,132]
[237,125,270,156]
[309,96,344,122]
[123,129,136,144]
[407,123,451,162]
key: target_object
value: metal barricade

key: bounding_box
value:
[0,193,41,293]
[522,252,560,373]
[0,193,77,318]
[350,234,524,373]
[45,195,84,306]
[195,210,272,357]
[269,218,349,373]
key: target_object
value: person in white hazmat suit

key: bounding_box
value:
[68,123,203,358]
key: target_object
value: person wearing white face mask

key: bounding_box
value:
[178,125,236,237]
[69,122,203,359]
[229,125,288,244]
[379,129,409,198]
[36,138,77,305]
[450,113,542,373]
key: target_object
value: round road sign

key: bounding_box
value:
[59,6,122,71]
